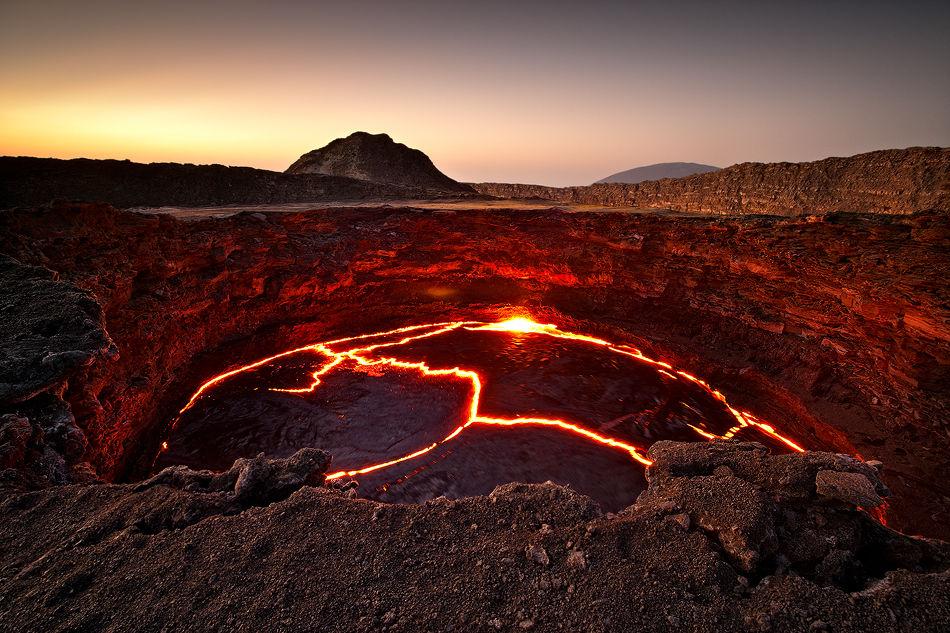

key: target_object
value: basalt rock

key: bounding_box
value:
[0,255,114,492]
[474,147,950,215]
[815,470,885,508]
[638,441,902,578]
[0,255,114,405]
[0,442,947,632]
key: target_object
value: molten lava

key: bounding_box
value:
[165,316,806,486]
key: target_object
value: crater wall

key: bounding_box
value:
[0,203,947,537]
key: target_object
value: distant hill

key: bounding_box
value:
[595,162,720,184]
[287,132,472,193]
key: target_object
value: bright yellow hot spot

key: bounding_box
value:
[476,317,555,334]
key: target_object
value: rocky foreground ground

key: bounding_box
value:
[0,442,948,632]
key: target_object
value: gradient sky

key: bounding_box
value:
[1,1,948,185]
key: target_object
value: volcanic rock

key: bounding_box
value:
[0,415,33,470]
[135,447,330,507]
[0,255,114,405]
[525,544,550,566]
[640,441,899,576]
[815,470,885,507]
[286,131,473,193]
[565,548,587,570]
[0,402,75,491]
[474,147,950,215]
[0,255,115,492]
[0,441,947,631]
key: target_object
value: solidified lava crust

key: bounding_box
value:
[157,316,806,511]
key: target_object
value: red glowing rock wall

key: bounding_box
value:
[1,203,947,536]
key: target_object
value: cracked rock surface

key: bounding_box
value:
[0,255,114,492]
[0,255,114,405]
[0,442,947,632]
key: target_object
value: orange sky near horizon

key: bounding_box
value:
[2,1,948,186]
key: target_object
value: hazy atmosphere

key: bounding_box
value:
[2,0,948,184]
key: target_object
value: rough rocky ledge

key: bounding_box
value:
[0,255,115,491]
[473,147,950,216]
[0,441,947,632]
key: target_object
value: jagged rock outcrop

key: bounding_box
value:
[0,156,465,209]
[0,442,947,632]
[815,470,885,507]
[475,147,950,215]
[0,255,114,405]
[286,131,473,193]
[640,441,897,579]
[0,255,114,492]
[135,447,330,507]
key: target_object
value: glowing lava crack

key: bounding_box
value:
[166,317,805,481]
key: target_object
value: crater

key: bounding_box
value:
[2,203,948,539]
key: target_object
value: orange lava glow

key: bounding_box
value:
[165,316,806,481]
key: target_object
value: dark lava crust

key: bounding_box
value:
[0,202,949,631]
